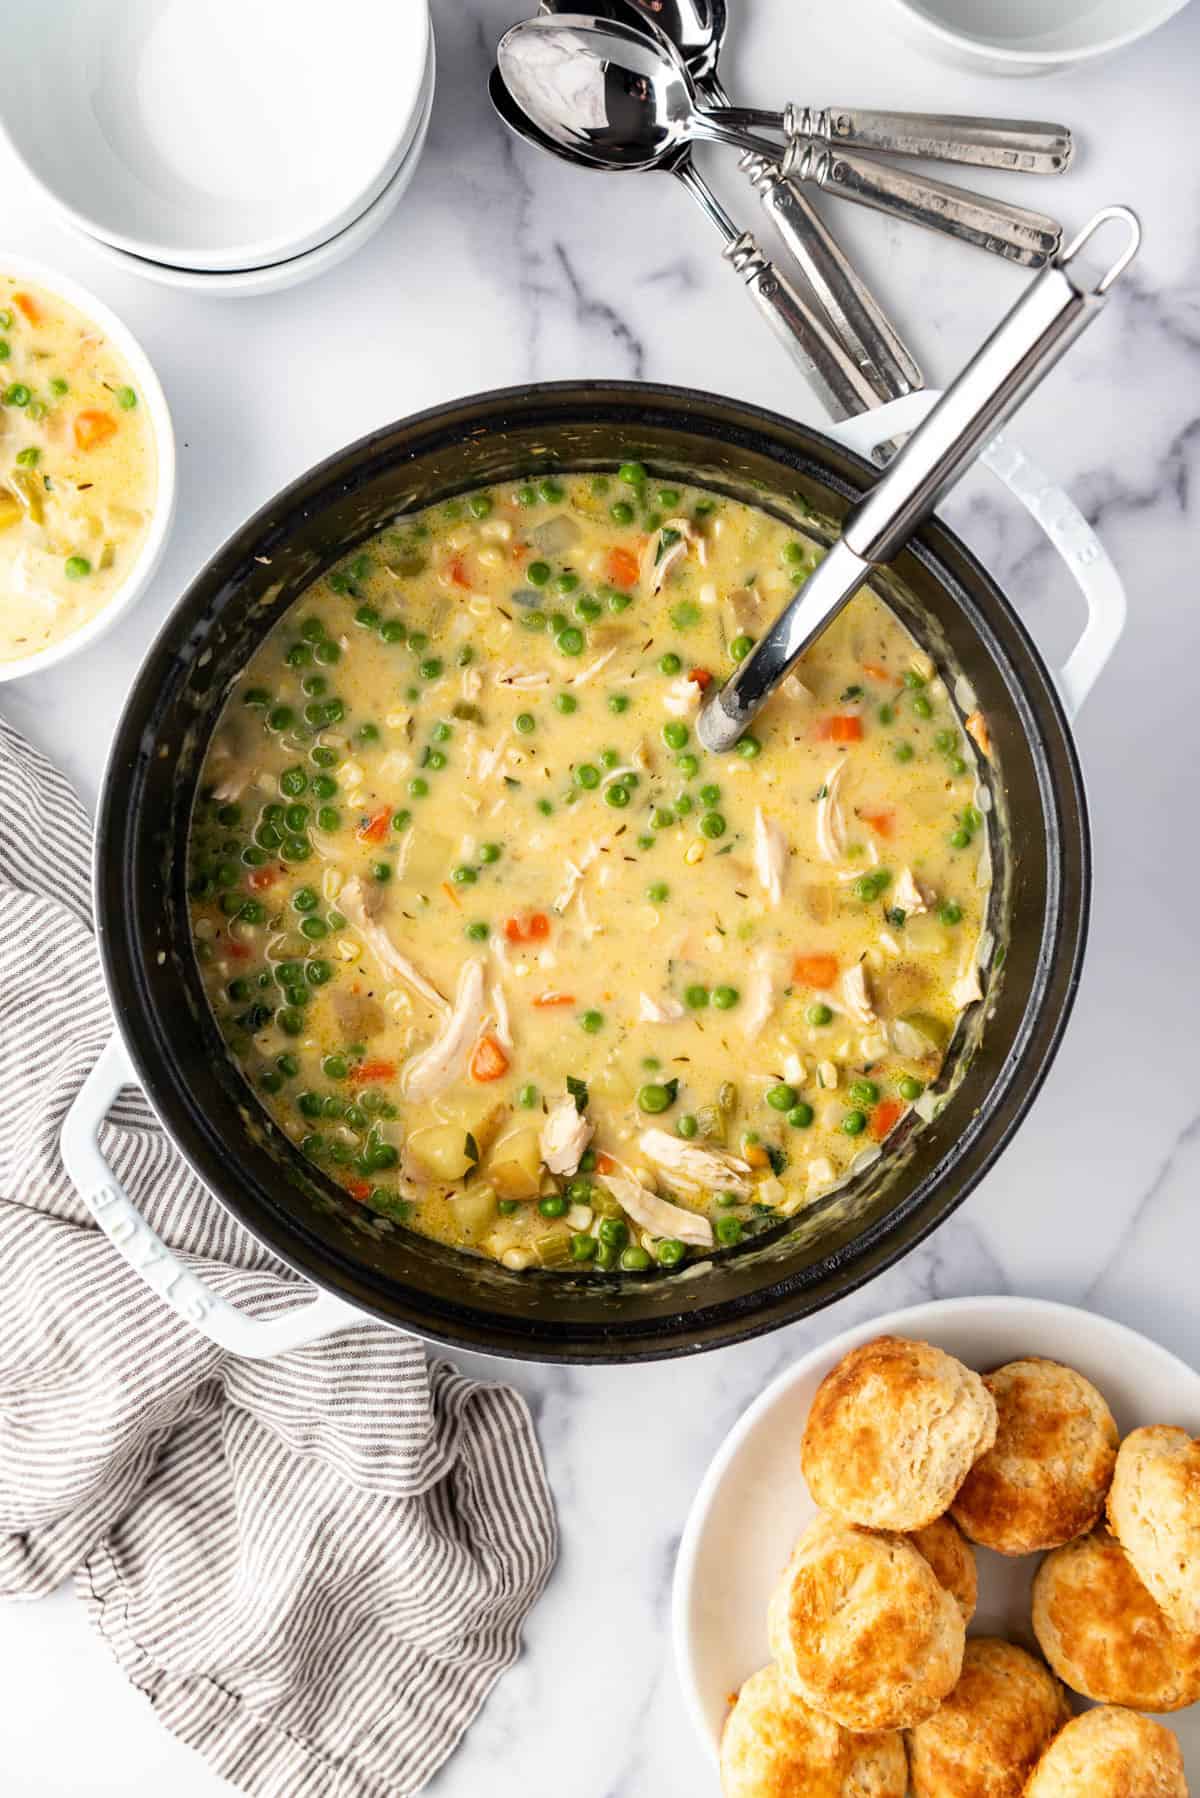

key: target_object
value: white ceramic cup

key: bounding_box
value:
[0,256,176,683]
[875,0,1193,73]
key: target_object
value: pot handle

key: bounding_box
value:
[822,390,1125,719]
[60,1034,372,1358]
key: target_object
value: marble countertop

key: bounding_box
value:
[3,0,1200,1790]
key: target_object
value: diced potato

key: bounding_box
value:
[407,1123,477,1183]
[486,1125,543,1200]
[448,1186,498,1246]
[0,487,21,532]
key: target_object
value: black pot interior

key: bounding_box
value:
[97,383,1089,1362]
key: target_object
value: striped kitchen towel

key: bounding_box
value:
[0,714,556,1797]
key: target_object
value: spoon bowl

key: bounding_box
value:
[621,0,726,76]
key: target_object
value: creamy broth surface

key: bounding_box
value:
[188,470,994,1275]
[0,276,156,663]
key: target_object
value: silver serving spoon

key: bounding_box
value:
[489,67,878,420]
[540,0,921,408]
[620,0,1073,171]
[499,16,1063,266]
[697,208,1141,751]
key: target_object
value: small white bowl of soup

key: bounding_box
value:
[0,258,174,679]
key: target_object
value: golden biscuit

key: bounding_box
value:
[1023,1705,1187,1798]
[906,1637,1069,1798]
[720,1664,907,1798]
[910,1515,978,1624]
[802,1336,997,1531]
[951,1358,1117,1556]
[768,1514,965,1732]
[1107,1425,1200,1633]
[1031,1528,1200,1711]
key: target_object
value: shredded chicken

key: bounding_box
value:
[842,960,876,1027]
[663,675,701,717]
[599,1163,715,1249]
[781,673,812,703]
[475,733,511,781]
[753,806,788,907]
[638,991,686,1023]
[640,518,694,594]
[807,1156,835,1196]
[490,977,513,1050]
[815,761,849,863]
[895,867,933,916]
[539,1096,594,1177]
[339,878,449,1015]
[554,837,608,914]
[402,959,487,1101]
[497,667,550,690]
[965,709,991,758]
[570,646,619,686]
[742,947,782,1040]
[638,1129,753,1199]
[952,964,983,1009]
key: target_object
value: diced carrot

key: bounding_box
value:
[862,661,896,684]
[965,709,992,758]
[504,911,550,943]
[13,291,41,323]
[687,667,713,690]
[532,991,575,1007]
[744,1142,771,1169]
[870,1098,904,1141]
[470,1033,510,1082]
[350,1060,396,1085]
[792,952,839,988]
[596,1152,617,1174]
[441,881,461,909]
[861,809,895,838]
[227,940,251,961]
[73,409,117,451]
[816,714,863,743]
[247,865,281,890]
[346,1179,371,1202]
[356,805,391,844]
[528,911,550,939]
[448,554,470,589]
[606,546,640,589]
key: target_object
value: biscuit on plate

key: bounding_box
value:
[910,1515,978,1624]
[1023,1705,1187,1798]
[768,1513,964,1732]
[720,1663,907,1798]
[1031,1528,1200,1711]
[801,1336,997,1531]
[950,1358,1117,1556]
[1106,1424,1200,1633]
[906,1637,1069,1798]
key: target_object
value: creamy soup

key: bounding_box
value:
[188,469,996,1276]
[0,276,156,663]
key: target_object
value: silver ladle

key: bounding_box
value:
[696,208,1141,751]
[498,15,1064,266]
[488,67,880,420]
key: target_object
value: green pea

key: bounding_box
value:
[647,881,669,903]
[675,793,694,816]
[465,921,490,942]
[515,711,536,735]
[842,1109,867,1136]
[651,807,674,829]
[380,618,406,643]
[555,571,580,595]
[604,783,630,809]
[850,1079,880,1106]
[684,984,709,1009]
[4,383,31,407]
[662,722,688,753]
[419,658,442,681]
[15,445,40,467]
[716,1215,743,1247]
[372,861,392,883]
[575,763,600,791]
[64,555,92,580]
[580,1009,604,1034]
[898,1076,924,1102]
[736,735,762,760]
[392,809,412,832]
[322,1054,348,1080]
[282,835,311,861]
[311,774,337,800]
[468,492,493,519]
[526,560,551,587]
[950,756,968,777]
[516,483,537,507]
[451,865,477,885]
[409,777,429,798]
[539,477,564,503]
[621,1246,652,1271]
[570,1233,597,1263]
[275,1053,299,1078]
[730,633,754,662]
[935,729,955,752]
[0,341,8,363]
[518,1082,539,1108]
[657,1238,686,1268]
[699,812,726,839]
[912,693,933,719]
[607,693,630,714]
[277,1007,305,1035]
[610,500,635,525]
[536,799,554,816]
[538,1194,568,1219]
[49,375,68,396]
[637,1083,673,1114]
[939,900,963,926]
[699,783,720,806]
[555,692,578,714]
[619,460,646,486]
[283,803,309,831]
[311,746,337,768]
[598,1217,629,1248]
[578,1149,597,1173]
[950,827,971,849]
[300,916,328,940]
[314,640,340,666]
[807,1003,833,1027]
[557,626,585,656]
[894,742,915,763]
[712,985,739,1009]
[659,652,682,675]
[767,1084,797,1111]
[676,1115,699,1140]
[787,1102,814,1128]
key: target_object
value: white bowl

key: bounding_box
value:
[75,40,435,299]
[876,0,1193,74]
[0,255,176,683]
[673,1295,1200,1778]
[0,0,430,270]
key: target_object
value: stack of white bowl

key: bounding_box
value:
[0,0,434,296]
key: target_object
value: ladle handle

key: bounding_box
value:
[781,139,1062,268]
[786,107,1073,175]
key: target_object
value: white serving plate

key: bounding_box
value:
[0,255,176,683]
[0,0,430,270]
[77,39,435,298]
[874,0,1192,74]
[673,1296,1200,1780]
